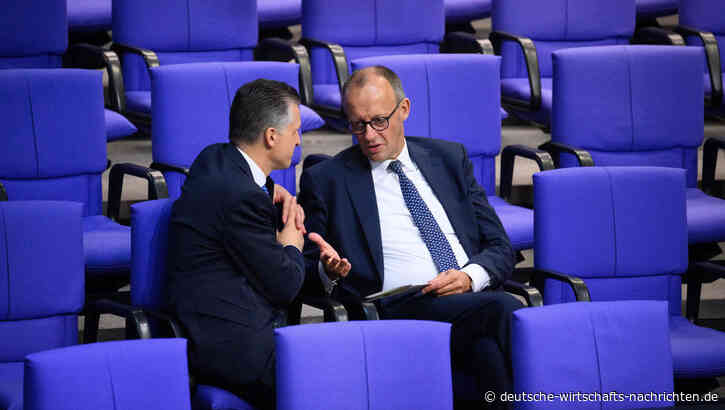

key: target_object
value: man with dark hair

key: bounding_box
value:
[166,79,349,409]
[300,67,521,410]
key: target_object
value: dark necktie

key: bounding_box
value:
[388,160,459,273]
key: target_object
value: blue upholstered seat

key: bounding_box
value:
[67,0,112,32]
[150,62,315,196]
[513,300,675,408]
[0,0,136,141]
[131,199,257,410]
[534,166,725,380]
[445,0,491,24]
[549,45,725,247]
[491,0,635,128]
[275,321,453,410]
[636,0,678,20]
[258,0,301,30]
[0,201,85,410]
[112,0,322,137]
[23,339,192,410]
[0,69,132,278]
[303,0,443,123]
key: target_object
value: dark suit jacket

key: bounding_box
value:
[166,142,316,389]
[299,137,514,300]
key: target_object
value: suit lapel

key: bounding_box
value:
[344,151,385,283]
[408,140,472,256]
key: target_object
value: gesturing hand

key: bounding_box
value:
[422,269,472,296]
[308,232,351,279]
[273,184,306,234]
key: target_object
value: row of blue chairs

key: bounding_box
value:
[2,42,724,347]
[6,0,710,145]
[0,165,710,410]
[65,0,681,37]
[490,0,724,128]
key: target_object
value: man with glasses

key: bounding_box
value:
[299,66,521,410]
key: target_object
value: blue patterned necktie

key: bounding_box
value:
[388,160,459,273]
[261,184,269,194]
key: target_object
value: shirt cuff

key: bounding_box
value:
[462,263,490,292]
[318,261,335,295]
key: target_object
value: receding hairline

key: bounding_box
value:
[342,66,406,108]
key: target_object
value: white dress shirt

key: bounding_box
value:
[238,147,267,189]
[370,142,490,292]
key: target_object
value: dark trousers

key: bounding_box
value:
[378,290,523,410]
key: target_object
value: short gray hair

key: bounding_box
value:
[229,79,300,146]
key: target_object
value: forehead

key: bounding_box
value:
[287,102,301,127]
[344,77,396,119]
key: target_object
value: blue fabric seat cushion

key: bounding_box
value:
[67,0,111,32]
[670,316,725,379]
[636,0,678,18]
[501,77,552,125]
[312,84,342,110]
[104,109,137,141]
[686,188,725,244]
[192,384,255,410]
[444,0,492,24]
[488,196,533,251]
[299,104,325,133]
[0,363,23,410]
[258,0,301,29]
[125,91,152,115]
[83,215,131,275]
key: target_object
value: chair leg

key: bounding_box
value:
[83,310,100,343]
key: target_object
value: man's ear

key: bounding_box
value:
[399,98,411,121]
[263,127,277,148]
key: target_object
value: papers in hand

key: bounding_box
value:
[363,284,427,302]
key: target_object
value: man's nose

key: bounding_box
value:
[361,123,377,140]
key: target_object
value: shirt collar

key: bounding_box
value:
[369,141,414,173]
[237,146,267,188]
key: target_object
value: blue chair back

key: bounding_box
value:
[351,54,501,195]
[0,0,66,69]
[24,339,192,410]
[512,300,674,409]
[303,0,445,87]
[131,198,256,410]
[113,0,258,94]
[493,0,635,81]
[0,200,84,410]
[67,0,112,32]
[534,167,688,314]
[552,45,704,188]
[636,0,678,20]
[0,69,107,216]
[0,201,84,362]
[275,320,453,410]
[151,62,304,198]
[131,199,174,309]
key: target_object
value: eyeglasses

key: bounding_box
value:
[347,99,403,135]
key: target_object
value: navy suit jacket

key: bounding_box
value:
[299,137,514,300]
[166,143,316,388]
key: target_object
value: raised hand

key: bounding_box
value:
[308,232,351,279]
